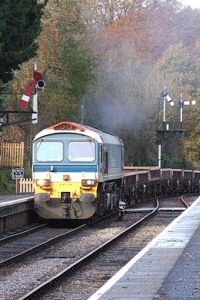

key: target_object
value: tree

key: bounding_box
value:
[185,122,200,169]
[5,0,200,169]
[37,0,96,126]
[0,0,47,83]
[83,0,137,26]
[12,0,96,131]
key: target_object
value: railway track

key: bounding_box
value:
[0,224,86,267]
[20,198,181,300]
[0,223,47,244]
[27,196,196,300]
[0,212,122,268]
[127,194,194,213]
[0,208,153,299]
[0,212,118,267]
[0,195,196,299]
[158,195,189,210]
[24,201,158,297]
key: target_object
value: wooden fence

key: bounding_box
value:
[16,178,34,193]
[0,142,24,167]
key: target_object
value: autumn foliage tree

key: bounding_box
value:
[37,0,96,127]
[11,0,96,143]
[82,0,200,166]
[3,0,200,168]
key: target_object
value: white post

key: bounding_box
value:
[81,104,84,124]
[163,96,166,124]
[81,96,85,124]
[32,63,38,124]
[158,144,161,168]
[180,93,183,129]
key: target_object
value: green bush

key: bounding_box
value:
[0,168,15,194]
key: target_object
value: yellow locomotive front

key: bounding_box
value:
[32,122,100,220]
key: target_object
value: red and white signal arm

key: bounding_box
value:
[20,70,45,110]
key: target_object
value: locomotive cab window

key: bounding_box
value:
[68,141,95,162]
[36,140,64,162]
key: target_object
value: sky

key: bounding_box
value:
[180,0,200,9]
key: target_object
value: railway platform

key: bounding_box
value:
[0,194,36,233]
[0,193,33,203]
[88,196,200,300]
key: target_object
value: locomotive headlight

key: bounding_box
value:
[36,179,51,187]
[81,179,96,187]
[63,174,70,181]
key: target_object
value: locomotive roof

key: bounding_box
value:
[33,121,123,145]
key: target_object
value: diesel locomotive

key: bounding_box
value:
[32,121,124,220]
[32,121,200,221]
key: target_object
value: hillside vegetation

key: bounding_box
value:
[1,0,200,169]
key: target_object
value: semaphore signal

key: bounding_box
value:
[179,94,196,129]
[0,63,45,127]
[156,88,197,168]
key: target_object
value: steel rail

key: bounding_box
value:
[0,211,119,267]
[0,223,47,245]
[180,195,189,209]
[0,224,86,267]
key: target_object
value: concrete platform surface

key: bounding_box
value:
[0,194,33,206]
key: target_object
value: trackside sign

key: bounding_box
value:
[12,168,24,180]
